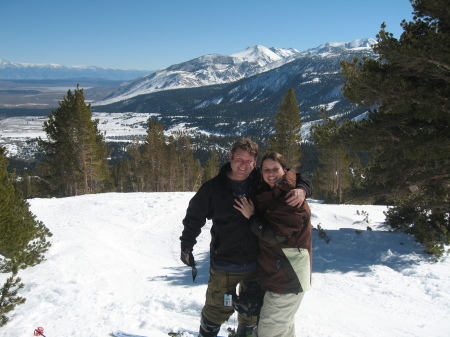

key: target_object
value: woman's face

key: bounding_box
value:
[261,158,286,188]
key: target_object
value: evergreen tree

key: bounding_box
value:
[0,264,25,327]
[268,88,303,169]
[173,130,202,191]
[0,147,52,325]
[311,112,353,203]
[166,136,179,192]
[340,0,450,253]
[0,146,52,271]
[125,138,144,192]
[38,86,111,196]
[202,149,220,182]
[141,120,167,191]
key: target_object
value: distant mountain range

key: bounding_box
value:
[90,38,377,142]
[93,45,302,105]
[0,60,151,81]
[94,38,376,106]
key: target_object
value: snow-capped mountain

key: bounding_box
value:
[231,45,299,64]
[93,45,304,106]
[302,38,377,55]
[0,59,150,81]
[94,38,376,106]
[92,38,376,142]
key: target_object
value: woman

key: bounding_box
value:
[234,152,312,337]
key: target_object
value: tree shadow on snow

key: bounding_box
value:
[147,251,211,286]
[312,228,432,274]
[149,229,432,287]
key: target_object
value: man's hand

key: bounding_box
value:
[180,249,196,267]
[285,188,306,207]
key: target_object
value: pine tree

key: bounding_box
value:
[0,264,25,327]
[203,149,220,182]
[86,130,111,193]
[125,138,144,192]
[173,130,202,191]
[166,136,179,192]
[0,147,52,325]
[141,120,167,191]
[268,88,303,169]
[38,85,111,196]
[340,0,450,253]
[311,112,353,203]
[0,146,52,271]
[340,0,450,205]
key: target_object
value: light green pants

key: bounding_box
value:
[253,291,305,337]
[202,267,259,326]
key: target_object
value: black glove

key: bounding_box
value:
[180,241,195,266]
[180,249,195,267]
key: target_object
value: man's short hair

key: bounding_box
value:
[231,138,259,158]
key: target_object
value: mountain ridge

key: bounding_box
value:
[93,38,376,106]
[93,44,302,105]
[91,39,377,143]
[0,59,151,81]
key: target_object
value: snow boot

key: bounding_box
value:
[198,314,221,337]
[235,323,256,337]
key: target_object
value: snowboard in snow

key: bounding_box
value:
[112,331,147,337]
[112,327,229,337]
[168,326,233,337]
[112,331,148,337]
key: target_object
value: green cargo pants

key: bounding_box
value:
[201,267,259,326]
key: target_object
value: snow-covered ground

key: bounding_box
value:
[0,113,152,157]
[0,112,215,158]
[0,113,152,141]
[1,192,449,337]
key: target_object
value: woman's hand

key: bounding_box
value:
[234,197,255,219]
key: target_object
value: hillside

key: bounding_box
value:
[0,192,448,337]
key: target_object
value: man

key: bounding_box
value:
[180,138,312,337]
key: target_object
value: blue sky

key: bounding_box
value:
[1,0,414,71]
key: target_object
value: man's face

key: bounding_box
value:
[228,148,257,181]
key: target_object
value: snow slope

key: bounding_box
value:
[1,192,449,337]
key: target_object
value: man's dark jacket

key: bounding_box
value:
[180,162,312,266]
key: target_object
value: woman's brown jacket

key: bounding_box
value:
[249,170,312,293]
